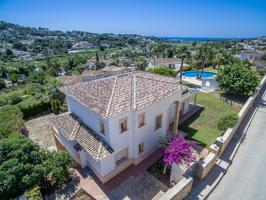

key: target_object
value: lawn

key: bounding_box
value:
[179,92,240,147]
[204,67,218,73]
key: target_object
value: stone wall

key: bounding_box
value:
[195,152,216,180]
[160,177,193,200]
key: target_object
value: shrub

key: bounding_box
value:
[0,91,23,106]
[149,67,177,77]
[0,105,24,138]
[25,186,42,200]
[51,99,61,114]
[8,93,23,105]
[0,79,6,90]
[17,97,50,118]
[23,83,43,95]
[159,135,195,166]
[0,137,72,199]
[218,113,239,131]
[216,63,259,97]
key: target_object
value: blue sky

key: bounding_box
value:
[0,0,266,37]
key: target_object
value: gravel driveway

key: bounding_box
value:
[25,113,56,149]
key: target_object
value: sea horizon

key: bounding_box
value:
[159,36,256,41]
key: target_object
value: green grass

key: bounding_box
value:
[179,92,240,147]
[204,67,218,73]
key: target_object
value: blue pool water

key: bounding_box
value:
[182,71,217,78]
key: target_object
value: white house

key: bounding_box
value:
[50,71,198,183]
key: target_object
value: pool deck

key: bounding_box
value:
[182,77,202,86]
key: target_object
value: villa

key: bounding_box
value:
[50,71,198,183]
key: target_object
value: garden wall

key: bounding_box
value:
[195,152,216,180]
[215,75,266,157]
[195,75,266,180]
[161,177,193,200]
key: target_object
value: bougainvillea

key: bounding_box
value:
[162,135,195,166]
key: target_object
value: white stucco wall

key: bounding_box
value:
[107,92,181,162]
[65,90,182,178]
[201,78,218,91]
[132,93,181,159]
[100,155,115,176]
[56,129,79,161]
[108,111,135,158]
[66,95,111,144]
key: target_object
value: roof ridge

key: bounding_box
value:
[135,74,179,86]
[106,76,118,117]
[97,142,103,160]
[132,75,136,109]
[69,115,81,140]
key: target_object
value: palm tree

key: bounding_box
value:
[195,44,214,79]
[176,45,191,84]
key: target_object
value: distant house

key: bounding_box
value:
[50,71,199,183]
[84,57,115,70]
[148,57,189,72]
[57,75,83,86]
[235,50,264,63]
[13,50,34,60]
[58,68,124,86]
[81,70,105,82]
[101,66,126,77]
[57,67,66,76]
[71,41,95,50]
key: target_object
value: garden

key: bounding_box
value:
[179,92,240,147]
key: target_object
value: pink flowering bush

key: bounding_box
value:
[162,135,195,166]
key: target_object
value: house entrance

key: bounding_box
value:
[115,147,128,166]
[168,121,174,132]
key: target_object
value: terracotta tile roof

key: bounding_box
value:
[57,76,83,86]
[50,113,113,160]
[81,70,104,77]
[60,71,181,118]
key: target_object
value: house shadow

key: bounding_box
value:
[186,163,226,200]
[179,109,207,148]
[107,171,168,200]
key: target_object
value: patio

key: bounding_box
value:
[67,149,163,200]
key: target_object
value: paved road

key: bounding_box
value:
[208,90,266,200]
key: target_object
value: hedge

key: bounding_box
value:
[0,90,23,106]
[17,97,50,118]
[149,67,177,77]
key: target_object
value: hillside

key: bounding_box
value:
[0,21,158,58]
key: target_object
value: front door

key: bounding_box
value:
[168,121,174,133]
[115,147,128,166]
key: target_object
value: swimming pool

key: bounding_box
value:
[182,71,217,78]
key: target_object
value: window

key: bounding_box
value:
[119,118,128,133]
[138,113,146,128]
[138,142,144,155]
[99,120,105,135]
[155,114,163,130]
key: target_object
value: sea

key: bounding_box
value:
[159,37,252,42]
